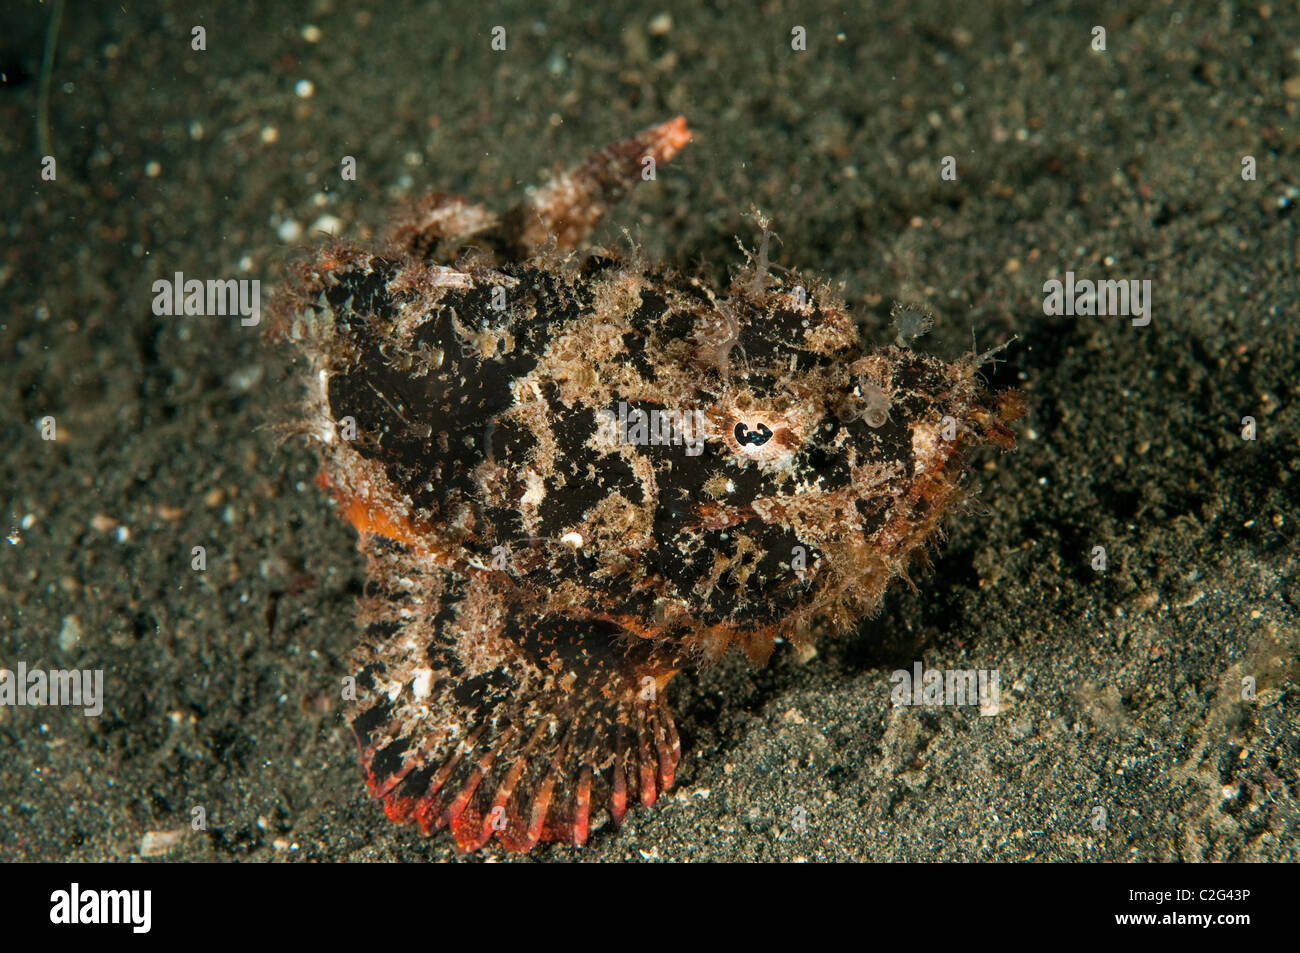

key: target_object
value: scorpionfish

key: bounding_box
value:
[270,117,1022,852]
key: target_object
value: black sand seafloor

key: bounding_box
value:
[1,0,1296,862]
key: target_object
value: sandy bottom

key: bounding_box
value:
[1,1,1296,861]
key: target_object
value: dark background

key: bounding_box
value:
[1,0,1296,861]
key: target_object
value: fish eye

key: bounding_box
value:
[733,421,773,447]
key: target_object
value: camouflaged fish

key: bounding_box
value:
[270,118,1022,852]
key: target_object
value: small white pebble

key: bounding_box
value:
[144,160,161,178]
[260,125,280,144]
[310,214,343,236]
[140,829,185,857]
[278,219,303,242]
[58,615,82,652]
[228,365,263,392]
[294,79,315,99]
[301,24,322,43]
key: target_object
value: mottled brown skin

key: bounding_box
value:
[270,118,1021,852]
